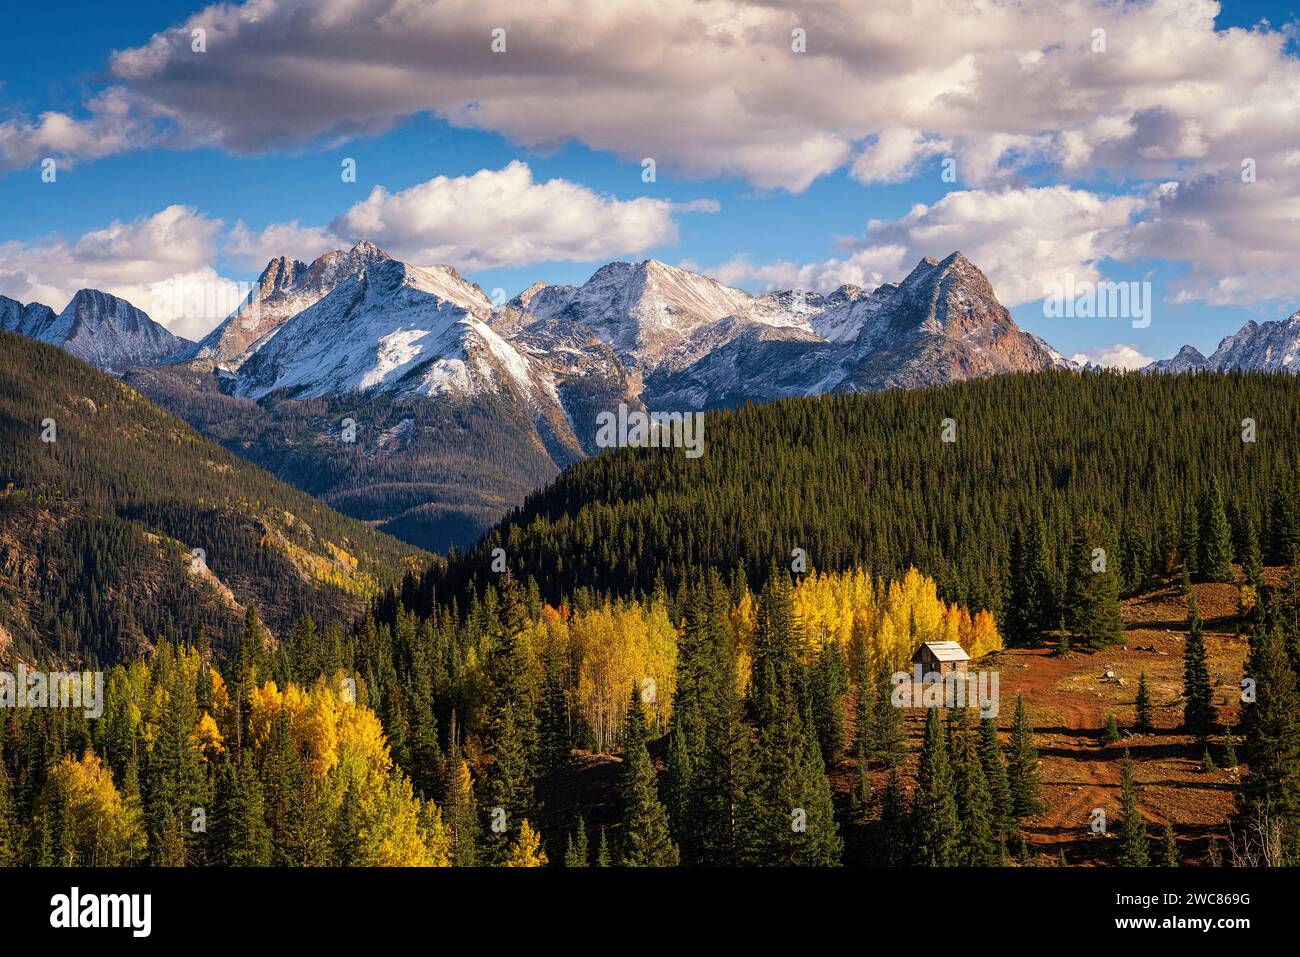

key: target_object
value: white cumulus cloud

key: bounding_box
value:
[230,162,712,271]
[710,186,1143,305]
[0,205,242,339]
[1070,344,1155,369]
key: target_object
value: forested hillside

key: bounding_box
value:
[0,332,425,664]
[4,366,1299,869]
[428,370,1300,622]
[0,563,1003,867]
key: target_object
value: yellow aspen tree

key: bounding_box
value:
[506,819,548,867]
[192,712,225,761]
[355,776,434,866]
[420,802,455,866]
[246,681,283,752]
[640,599,678,732]
[966,609,1003,658]
[575,603,631,751]
[43,752,145,866]
[730,585,757,698]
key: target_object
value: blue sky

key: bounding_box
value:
[3,0,1299,365]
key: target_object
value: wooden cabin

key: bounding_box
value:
[912,640,970,677]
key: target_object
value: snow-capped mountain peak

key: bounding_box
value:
[2,289,188,371]
[1147,309,1300,374]
[519,256,819,373]
[233,257,521,401]
[179,240,393,368]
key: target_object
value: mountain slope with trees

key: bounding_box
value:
[432,369,1296,631]
[0,332,425,664]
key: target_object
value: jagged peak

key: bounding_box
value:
[509,280,549,309]
[640,257,691,276]
[896,251,993,295]
[348,239,388,258]
[63,288,146,315]
[299,240,391,280]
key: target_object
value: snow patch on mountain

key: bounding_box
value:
[2,289,188,370]
[179,240,393,368]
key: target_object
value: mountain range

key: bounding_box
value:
[1,288,189,370]
[4,243,1298,551]
[1144,311,1300,374]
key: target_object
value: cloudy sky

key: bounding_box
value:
[2,0,1298,364]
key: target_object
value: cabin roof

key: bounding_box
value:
[914,640,970,662]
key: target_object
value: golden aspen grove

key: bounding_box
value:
[0,563,996,868]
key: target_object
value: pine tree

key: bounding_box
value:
[952,715,999,865]
[1103,713,1121,745]
[538,645,571,774]
[1224,729,1238,768]
[978,717,1013,841]
[237,603,268,686]
[1243,518,1265,593]
[666,576,749,865]
[743,575,841,866]
[1006,514,1054,646]
[1239,623,1300,856]
[1163,822,1178,866]
[873,767,910,866]
[441,735,479,867]
[564,816,589,867]
[1066,521,1125,649]
[688,577,751,865]
[403,616,442,798]
[1116,749,1150,867]
[1180,499,1200,580]
[282,759,330,866]
[1270,474,1300,564]
[1007,694,1043,818]
[810,640,848,765]
[1134,672,1152,732]
[1198,479,1235,583]
[595,827,611,866]
[663,718,693,843]
[664,580,707,858]
[263,711,304,865]
[619,689,679,866]
[912,707,959,866]
[866,657,904,765]
[479,578,541,862]
[1183,594,1215,737]
[791,704,843,866]
[143,644,206,866]
[212,755,272,866]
